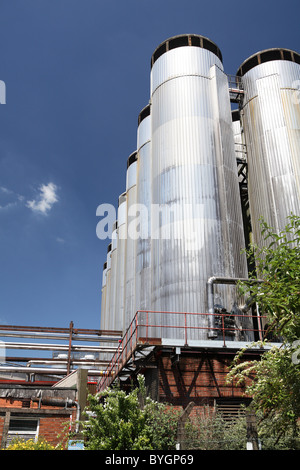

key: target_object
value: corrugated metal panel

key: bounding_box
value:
[114,193,127,333]
[151,46,223,95]
[150,46,249,341]
[100,263,107,331]
[242,60,300,104]
[104,244,112,331]
[241,59,300,249]
[108,223,118,331]
[124,155,137,331]
[281,88,300,196]
[135,109,152,316]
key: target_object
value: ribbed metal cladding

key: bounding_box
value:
[124,152,138,332]
[104,243,112,331]
[135,105,152,314]
[150,35,248,340]
[100,261,107,330]
[114,192,127,333]
[239,49,300,249]
[108,221,118,331]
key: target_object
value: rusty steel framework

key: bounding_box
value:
[227,74,245,103]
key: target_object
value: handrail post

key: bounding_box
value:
[184,313,188,346]
[222,312,226,347]
[136,311,138,346]
[146,311,148,341]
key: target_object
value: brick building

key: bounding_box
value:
[0,369,88,449]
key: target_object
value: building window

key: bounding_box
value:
[7,418,39,446]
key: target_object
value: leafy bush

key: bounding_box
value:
[5,437,60,450]
[82,375,180,450]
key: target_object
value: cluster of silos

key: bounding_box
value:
[100,35,300,345]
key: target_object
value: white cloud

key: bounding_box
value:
[0,186,12,194]
[26,182,58,215]
[0,186,23,211]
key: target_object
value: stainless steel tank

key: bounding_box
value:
[104,243,112,330]
[124,152,138,332]
[135,105,152,312]
[114,192,127,333]
[237,48,300,249]
[100,261,107,331]
[150,34,249,341]
[135,105,153,339]
[109,221,118,331]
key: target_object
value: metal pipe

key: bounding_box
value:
[32,396,76,407]
[2,342,119,352]
[207,277,263,339]
[207,277,218,338]
[26,360,109,367]
[0,332,122,342]
[0,366,114,376]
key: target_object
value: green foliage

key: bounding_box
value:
[227,214,300,442]
[238,213,300,341]
[227,345,300,438]
[82,375,180,450]
[5,437,60,450]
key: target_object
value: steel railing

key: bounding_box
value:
[97,310,278,391]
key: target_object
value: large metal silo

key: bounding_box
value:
[124,152,138,331]
[237,48,300,249]
[104,243,112,330]
[100,261,107,331]
[150,34,249,341]
[114,192,127,333]
[108,221,118,331]
[135,105,152,313]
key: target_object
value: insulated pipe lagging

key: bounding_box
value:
[207,277,218,338]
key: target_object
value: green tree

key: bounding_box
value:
[82,375,180,450]
[239,213,300,341]
[227,214,300,444]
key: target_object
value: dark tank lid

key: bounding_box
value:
[127,151,137,169]
[118,192,126,206]
[138,104,151,126]
[237,47,300,77]
[151,34,223,68]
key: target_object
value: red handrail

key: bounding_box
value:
[97,310,274,391]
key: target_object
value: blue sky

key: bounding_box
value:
[0,0,299,330]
